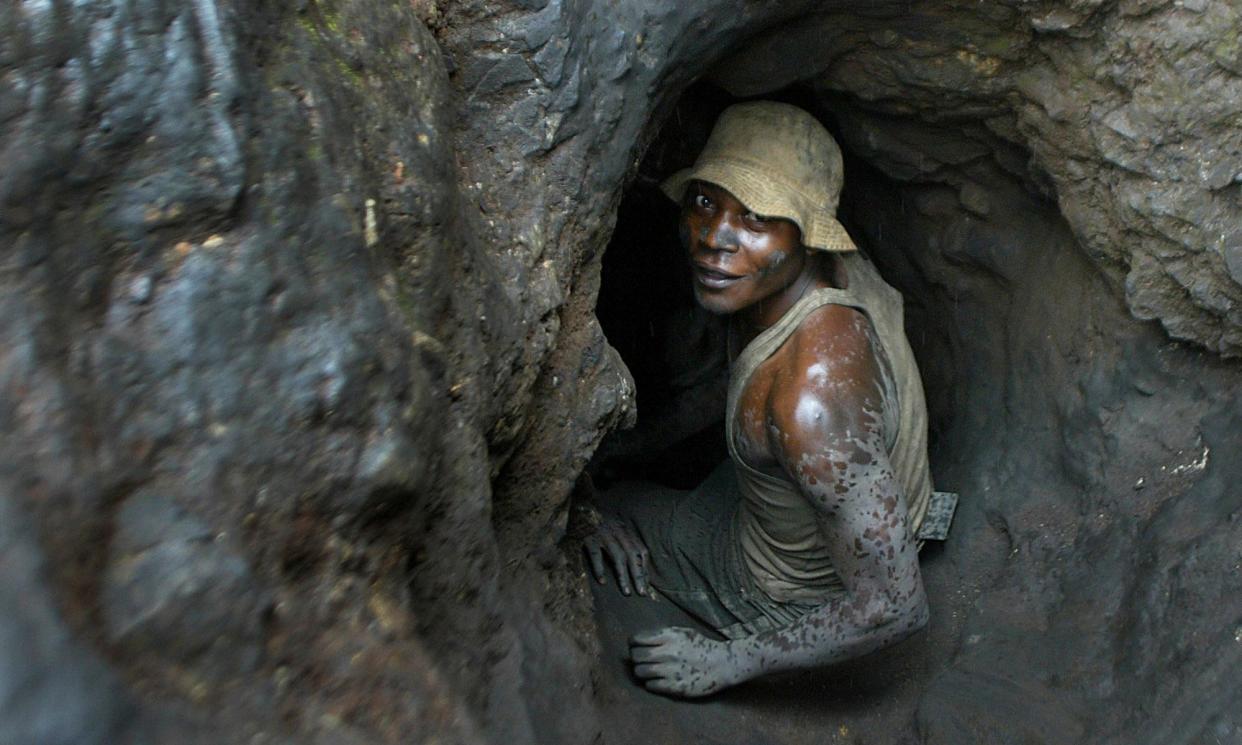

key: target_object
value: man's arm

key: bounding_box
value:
[631,307,927,696]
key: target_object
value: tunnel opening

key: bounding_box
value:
[591,83,734,489]
[582,70,1242,744]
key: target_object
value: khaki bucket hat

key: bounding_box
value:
[661,101,857,253]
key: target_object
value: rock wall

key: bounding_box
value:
[1,1,1239,744]
[840,157,1242,745]
[712,0,1242,357]
[2,1,507,742]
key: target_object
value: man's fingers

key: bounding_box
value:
[584,517,654,598]
[632,662,674,680]
[631,627,688,646]
[621,535,651,596]
[607,528,650,597]
[602,536,633,595]
[584,540,606,583]
[630,644,673,664]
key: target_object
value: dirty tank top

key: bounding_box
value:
[725,252,933,603]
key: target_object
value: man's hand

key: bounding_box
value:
[630,627,749,698]
[583,510,651,597]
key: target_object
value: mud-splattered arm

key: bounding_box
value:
[631,307,927,697]
[733,310,928,678]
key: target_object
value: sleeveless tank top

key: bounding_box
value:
[725,252,933,602]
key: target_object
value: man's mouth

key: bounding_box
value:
[692,263,743,289]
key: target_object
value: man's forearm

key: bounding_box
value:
[728,591,929,680]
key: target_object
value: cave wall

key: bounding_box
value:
[1,1,1240,745]
[838,159,1242,745]
[713,0,1242,357]
[2,2,487,742]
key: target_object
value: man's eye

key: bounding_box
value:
[746,212,769,225]
[694,194,713,210]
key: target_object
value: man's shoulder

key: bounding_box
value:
[786,301,877,377]
[764,302,882,432]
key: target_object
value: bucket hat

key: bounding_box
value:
[661,101,857,253]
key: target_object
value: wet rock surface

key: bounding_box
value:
[1,1,1240,744]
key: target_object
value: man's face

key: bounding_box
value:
[680,181,805,316]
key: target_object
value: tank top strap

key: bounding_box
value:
[725,286,870,466]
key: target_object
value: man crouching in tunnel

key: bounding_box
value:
[584,101,936,698]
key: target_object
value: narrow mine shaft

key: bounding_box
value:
[3,3,1241,745]
[588,71,1242,743]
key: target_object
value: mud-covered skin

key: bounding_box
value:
[681,183,809,323]
[631,627,743,697]
[602,180,928,698]
[634,302,928,697]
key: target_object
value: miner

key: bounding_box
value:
[585,101,940,697]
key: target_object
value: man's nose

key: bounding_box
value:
[703,216,739,252]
